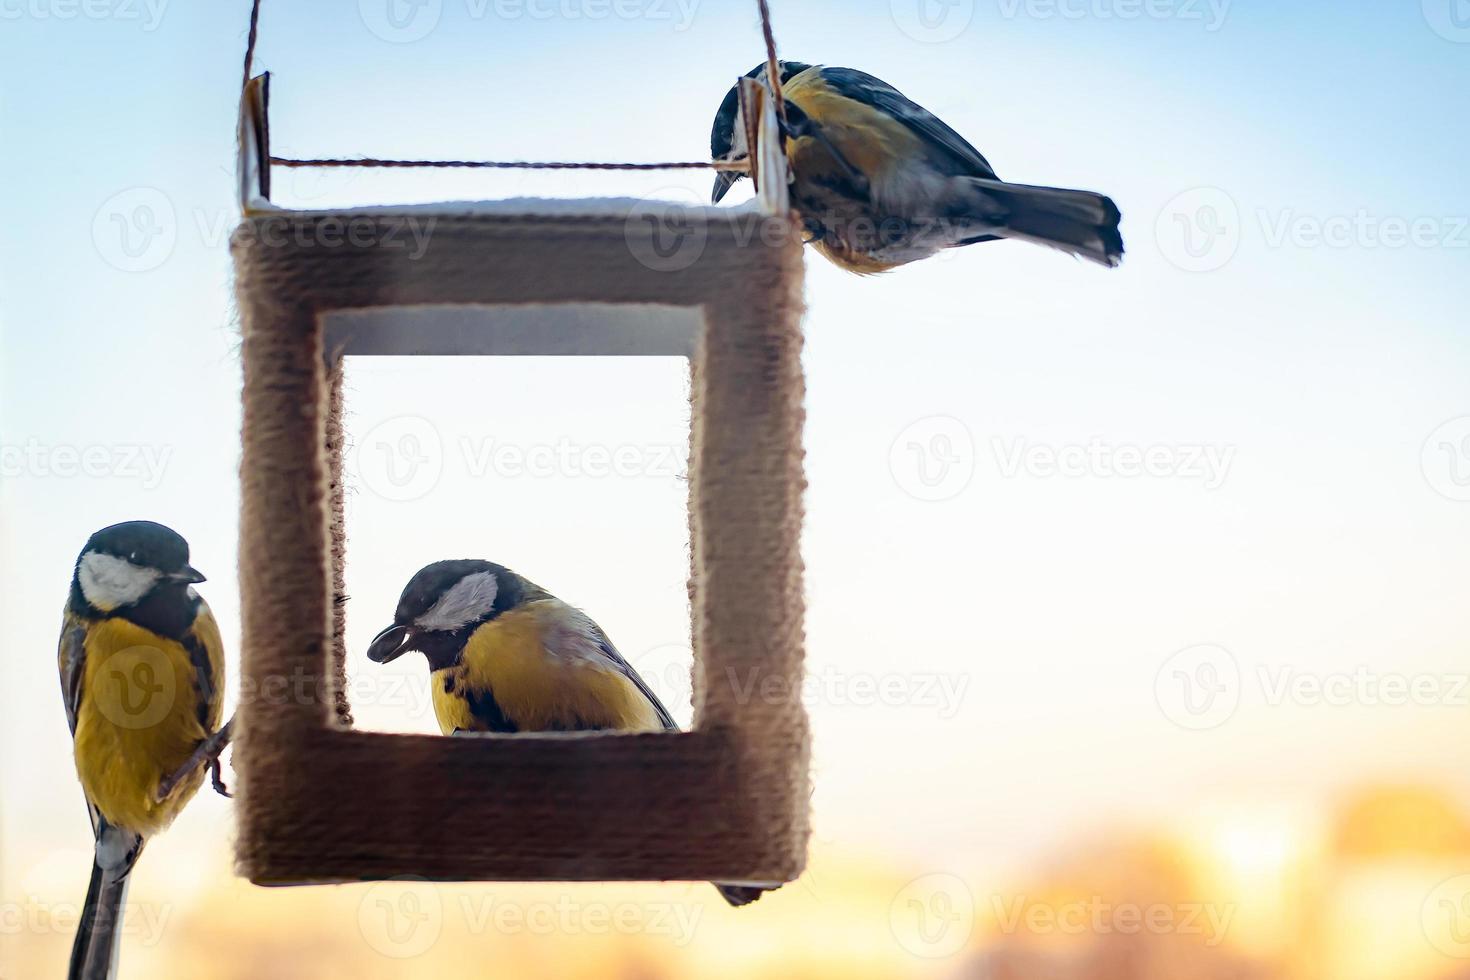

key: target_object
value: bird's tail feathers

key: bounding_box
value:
[69,826,143,980]
[964,177,1124,268]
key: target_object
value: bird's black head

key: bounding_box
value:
[367,559,530,669]
[72,520,205,614]
[710,60,812,203]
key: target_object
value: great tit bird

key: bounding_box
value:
[367,559,774,907]
[711,62,1124,272]
[58,521,226,980]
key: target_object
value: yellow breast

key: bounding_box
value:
[71,616,222,835]
[782,69,925,183]
[778,69,924,274]
[431,601,663,735]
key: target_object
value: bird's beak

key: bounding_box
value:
[170,565,206,584]
[367,624,413,664]
[711,170,740,204]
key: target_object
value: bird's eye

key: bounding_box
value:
[128,552,140,563]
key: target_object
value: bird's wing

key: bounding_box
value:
[58,608,87,737]
[58,608,106,839]
[818,67,999,180]
[183,594,226,732]
[584,619,679,733]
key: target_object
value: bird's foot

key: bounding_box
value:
[209,754,232,798]
[203,717,235,798]
[155,716,235,803]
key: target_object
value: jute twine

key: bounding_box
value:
[232,210,809,882]
[241,0,784,176]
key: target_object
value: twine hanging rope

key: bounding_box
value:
[240,0,262,93]
[240,0,783,175]
[757,0,786,123]
[270,157,752,172]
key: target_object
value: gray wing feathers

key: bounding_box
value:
[820,67,999,179]
[59,617,105,840]
[589,624,679,732]
[59,620,87,737]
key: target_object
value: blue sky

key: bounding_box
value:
[2,0,1469,891]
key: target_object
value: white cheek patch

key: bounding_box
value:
[416,571,499,632]
[78,551,161,612]
[729,113,750,159]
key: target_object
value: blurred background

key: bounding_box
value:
[3,1,1469,977]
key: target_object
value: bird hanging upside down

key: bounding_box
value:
[366,559,777,907]
[711,62,1124,273]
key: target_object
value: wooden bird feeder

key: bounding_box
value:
[230,64,810,886]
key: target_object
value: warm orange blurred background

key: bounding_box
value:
[6,784,1470,979]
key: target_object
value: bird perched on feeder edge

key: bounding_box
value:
[710,62,1124,273]
[366,559,776,907]
[59,521,227,980]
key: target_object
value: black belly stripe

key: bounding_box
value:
[553,714,614,733]
[455,684,617,735]
[462,684,519,734]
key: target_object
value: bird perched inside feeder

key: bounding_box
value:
[710,62,1124,272]
[366,559,776,907]
[59,521,227,980]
